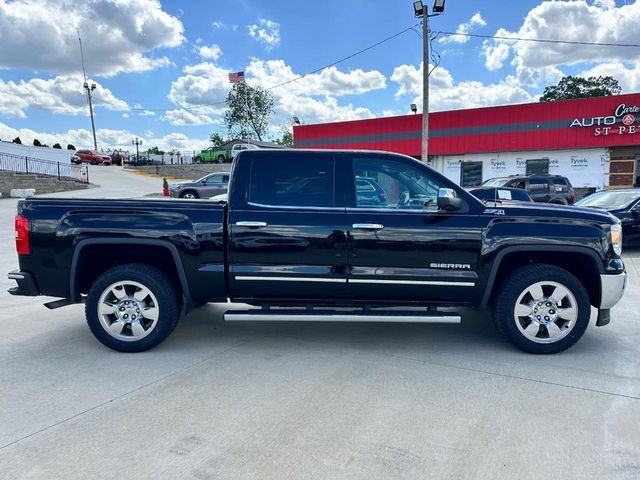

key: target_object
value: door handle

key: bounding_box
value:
[236,221,268,228]
[352,223,384,230]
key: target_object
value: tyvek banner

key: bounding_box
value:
[442,148,609,190]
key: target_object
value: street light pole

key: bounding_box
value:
[78,33,98,150]
[132,137,142,161]
[414,1,445,163]
[421,11,430,164]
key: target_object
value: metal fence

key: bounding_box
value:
[0,152,90,184]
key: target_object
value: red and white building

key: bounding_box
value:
[293,93,640,191]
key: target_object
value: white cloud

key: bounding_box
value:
[212,21,224,29]
[246,59,386,97]
[580,62,640,92]
[247,18,280,49]
[138,110,156,117]
[167,62,231,115]
[481,0,640,85]
[161,109,213,126]
[0,0,184,76]
[0,75,128,118]
[198,44,222,60]
[245,59,384,124]
[440,12,486,44]
[0,121,209,152]
[391,62,535,111]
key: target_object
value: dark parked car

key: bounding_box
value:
[169,172,230,199]
[575,189,640,247]
[109,152,127,166]
[72,150,112,165]
[482,175,575,204]
[356,176,387,205]
[468,186,533,203]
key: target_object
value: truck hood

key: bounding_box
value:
[491,202,619,224]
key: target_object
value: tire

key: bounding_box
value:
[194,156,202,164]
[85,263,181,352]
[492,264,591,354]
[217,155,225,164]
[180,190,199,199]
[90,158,98,165]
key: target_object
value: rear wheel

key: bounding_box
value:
[217,155,226,163]
[86,264,180,352]
[492,264,590,354]
[90,158,97,165]
[194,156,202,164]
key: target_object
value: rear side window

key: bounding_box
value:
[528,178,549,192]
[249,156,334,207]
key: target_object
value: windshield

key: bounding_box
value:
[575,191,639,210]
[482,177,510,187]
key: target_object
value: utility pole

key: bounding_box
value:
[421,11,429,164]
[413,1,446,163]
[78,32,98,150]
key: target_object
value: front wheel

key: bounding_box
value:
[217,155,225,164]
[180,190,198,199]
[492,264,591,354]
[194,156,202,164]
[85,264,181,352]
[90,158,97,165]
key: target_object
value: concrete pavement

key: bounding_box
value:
[0,166,639,479]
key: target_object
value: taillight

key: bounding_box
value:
[380,191,387,200]
[15,215,30,255]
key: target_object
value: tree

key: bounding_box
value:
[52,143,62,149]
[13,136,22,144]
[224,82,274,141]
[209,132,226,146]
[540,75,621,102]
[33,139,43,147]
[274,124,294,147]
[147,146,164,155]
[67,144,76,150]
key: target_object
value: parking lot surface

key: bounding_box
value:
[1,166,639,479]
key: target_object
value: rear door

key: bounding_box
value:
[343,154,484,303]
[229,152,349,301]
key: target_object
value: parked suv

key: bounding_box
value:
[482,175,576,204]
[169,172,230,199]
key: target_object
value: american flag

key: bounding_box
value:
[228,71,245,84]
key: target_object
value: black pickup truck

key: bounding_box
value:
[9,150,627,354]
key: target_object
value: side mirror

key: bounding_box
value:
[437,188,465,212]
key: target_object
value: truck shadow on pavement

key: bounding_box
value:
[162,303,614,357]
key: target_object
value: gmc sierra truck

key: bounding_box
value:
[8,150,627,354]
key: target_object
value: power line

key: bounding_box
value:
[435,30,640,48]
[132,23,420,113]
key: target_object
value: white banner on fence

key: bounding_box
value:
[0,141,72,164]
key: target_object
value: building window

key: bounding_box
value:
[460,161,483,187]
[526,159,549,175]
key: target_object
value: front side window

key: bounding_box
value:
[352,157,446,211]
[250,156,334,207]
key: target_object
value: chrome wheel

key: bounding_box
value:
[513,281,578,344]
[97,280,160,342]
[181,192,197,199]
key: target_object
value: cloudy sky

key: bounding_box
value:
[1,0,639,152]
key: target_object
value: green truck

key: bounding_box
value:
[194,143,260,163]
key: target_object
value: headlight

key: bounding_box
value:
[610,223,622,256]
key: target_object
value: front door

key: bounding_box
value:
[229,153,349,302]
[343,154,484,304]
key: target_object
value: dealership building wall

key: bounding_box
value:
[294,93,640,191]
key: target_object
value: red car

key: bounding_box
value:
[72,150,112,165]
